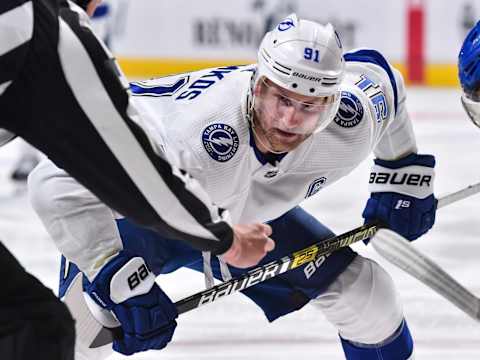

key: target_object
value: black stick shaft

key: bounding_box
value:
[90,221,382,347]
[176,221,382,314]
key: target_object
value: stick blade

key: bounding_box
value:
[89,327,120,348]
[62,273,119,348]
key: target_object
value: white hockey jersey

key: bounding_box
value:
[127,51,416,224]
[29,49,417,278]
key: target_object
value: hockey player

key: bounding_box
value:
[459,20,480,128]
[0,1,272,359]
[29,14,437,359]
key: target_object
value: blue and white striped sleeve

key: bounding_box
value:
[345,48,417,160]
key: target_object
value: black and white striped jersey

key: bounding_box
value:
[0,0,234,254]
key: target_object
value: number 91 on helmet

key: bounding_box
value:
[250,14,345,152]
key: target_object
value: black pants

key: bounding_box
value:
[0,242,75,360]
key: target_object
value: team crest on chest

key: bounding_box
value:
[334,91,364,128]
[305,177,327,198]
[202,123,240,162]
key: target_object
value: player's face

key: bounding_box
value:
[252,78,337,153]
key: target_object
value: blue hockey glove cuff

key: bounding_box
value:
[362,153,437,241]
[84,250,178,355]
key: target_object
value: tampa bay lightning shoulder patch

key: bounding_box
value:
[202,123,240,162]
[334,91,364,128]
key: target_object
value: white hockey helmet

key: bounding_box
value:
[252,14,345,135]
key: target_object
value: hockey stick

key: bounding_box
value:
[86,182,480,348]
[175,221,380,314]
[85,221,383,348]
[371,182,480,320]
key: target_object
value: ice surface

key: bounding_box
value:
[1,87,479,359]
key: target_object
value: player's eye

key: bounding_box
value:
[301,103,314,111]
[277,95,292,107]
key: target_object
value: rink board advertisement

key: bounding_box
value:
[100,0,480,85]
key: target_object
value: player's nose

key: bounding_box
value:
[281,107,302,129]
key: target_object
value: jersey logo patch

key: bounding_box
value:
[264,169,279,178]
[334,91,364,128]
[278,18,295,32]
[202,123,240,162]
[305,177,327,198]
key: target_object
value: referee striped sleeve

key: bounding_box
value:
[56,15,233,254]
[0,0,30,13]
[0,0,33,95]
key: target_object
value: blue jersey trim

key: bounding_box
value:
[248,127,287,165]
[344,49,398,114]
[129,77,188,97]
[374,153,435,169]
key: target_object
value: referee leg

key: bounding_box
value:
[0,242,75,360]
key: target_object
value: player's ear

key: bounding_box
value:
[253,78,265,97]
